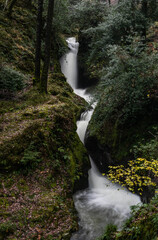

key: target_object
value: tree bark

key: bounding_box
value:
[34,0,43,86]
[40,0,55,93]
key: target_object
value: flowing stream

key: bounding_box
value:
[60,37,141,240]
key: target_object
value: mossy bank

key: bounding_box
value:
[0,74,90,239]
[0,0,90,239]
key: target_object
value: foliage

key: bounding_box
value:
[20,141,42,171]
[97,224,117,240]
[0,221,16,238]
[144,0,158,21]
[41,0,70,59]
[70,0,108,55]
[79,0,147,62]
[0,65,27,92]
[114,195,158,240]
[93,43,158,126]
[53,0,71,34]
[107,158,158,195]
[0,0,70,94]
[71,0,107,31]
[97,194,158,240]
[131,127,158,160]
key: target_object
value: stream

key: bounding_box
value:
[60,37,141,240]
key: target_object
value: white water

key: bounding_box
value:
[60,37,141,240]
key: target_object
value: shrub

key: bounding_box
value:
[116,195,158,240]
[98,224,117,240]
[0,65,26,93]
[132,127,158,160]
[107,158,158,195]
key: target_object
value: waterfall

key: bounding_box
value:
[60,37,141,240]
[60,37,79,89]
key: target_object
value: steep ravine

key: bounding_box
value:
[61,37,141,240]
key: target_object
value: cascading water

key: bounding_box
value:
[60,37,141,240]
[60,37,79,89]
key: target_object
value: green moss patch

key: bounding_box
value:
[0,74,89,239]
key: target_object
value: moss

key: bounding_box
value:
[87,99,158,168]
[0,70,89,239]
[0,1,36,74]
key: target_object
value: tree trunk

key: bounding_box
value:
[7,0,17,17]
[34,0,43,86]
[40,0,54,93]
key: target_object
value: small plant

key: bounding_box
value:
[20,141,42,171]
[131,128,158,160]
[0,65,27,92]
[98,224,117,240]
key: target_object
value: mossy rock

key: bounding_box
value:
[85,97,158,172]
[0,122,44,170]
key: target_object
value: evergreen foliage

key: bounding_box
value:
[94,44,158,125]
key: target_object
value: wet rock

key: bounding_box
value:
[85,133,113,173]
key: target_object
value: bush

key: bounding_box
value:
[116,195,158,240]
[93,44,158,125]
[98,224,117,240]
[0,65,26,93]
[132,127,158,160]
[107,157,158,195]
[81,0,146,63]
